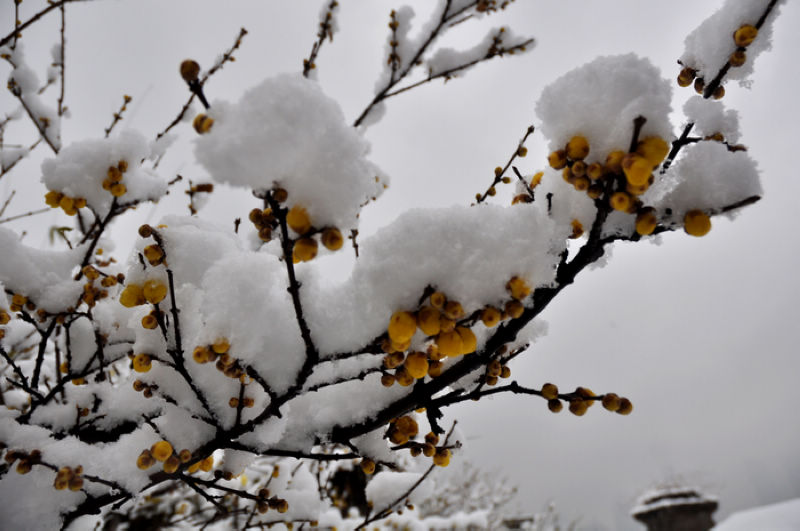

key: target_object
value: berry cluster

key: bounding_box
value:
[678,23,760,99]
[549,134,712,238]
[540,382,632,416]
[4,448,41,475]
[381,278,531,387]
[80,265,121,308]
[192,338,248,381]
[102,160,130,198]
[136,440,214,475]
[383,416,452,467]
[44,191,86,216]
[53,466,84,491]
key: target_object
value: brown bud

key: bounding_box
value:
[180,60,200,82]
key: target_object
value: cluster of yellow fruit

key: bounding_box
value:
[44,190,87,216]
[53,465,84,491]
[549,135,713,238]
[192,338,247,381]
[136,440,214,475]
[228,395,255,409]
[483,358,512,387]
[540,382,633,416]
[678,24,758,98]
[285,204,344,263]
[380,279,530,386]
[101,160,130,198]
[6,448,41,475]
[249,207,277,242]
[119,278,168,308]
[132,378,157,398]
[8,292,31,313]
[254,490,290,515]
[79,265,120,308]
[382,416,453,467]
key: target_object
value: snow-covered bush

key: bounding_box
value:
[0,0,788,529]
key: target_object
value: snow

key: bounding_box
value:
[714,498,800,530]
[536,54,673,160]
[683,96,742,143]
[194,74,386,232]
[41,129,168,217]
[0,226,85,313]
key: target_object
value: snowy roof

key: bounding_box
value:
[631,486,718,517]
[714,498,800,531]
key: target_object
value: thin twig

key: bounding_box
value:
[302,0,339,77]
[476,125,535,203]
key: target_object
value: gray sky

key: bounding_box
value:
[2,1,799,529]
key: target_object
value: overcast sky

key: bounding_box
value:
[2,1,799,529]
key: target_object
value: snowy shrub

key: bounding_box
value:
[0,0,789,529]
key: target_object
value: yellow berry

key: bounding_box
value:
[388,311,417,343]
[212,338,230,354]
[321,228,343,251]
[429,291,446,309]
[192,346,211,363]
[570,219,584,239]
[143,244,165,265]
[506,276,531,300]
[151,440,173,462]
[180,59,200,82]
[609,191,633,212]
[286,205,312,235]
[504,300,524,319]
[394,365,414,387]
[481,307,501,328]
[586,162,604,180]
[566,135,590,160]
[602,393,621,412]
[730,49,746,67]
[713,85,725,100]
[142,279,168,304]
[132,353,152,373]
[383,351,405,369]
[199,456,214,472]
[193,114,214,134]
[59,195,75,212]
[433,448,451,467]
[443,301,464,320]
[547,399,563,413]
[636,137,670,168]
[110,183,127,197]
[530,171,543,188]
[617,398,634,415]
[404,351,429,379]
[292,237,318,262]
[396,416,419,437]
[622,153,652,186]
[677,67,695,87]
[137,451,155,470]
[360,459,376,475]
[500,365,511,378]
[179,449,192,463]
[381,373,395,387]
[733,24,758,47]
[684,209,711,237]
[0,310,10,325]
[605,150,625,174]
[428,360,443,377]
[163,455,180,474]
[416,306,441,336]
[635,207,657,236]
[436,330,463,358]
[455,327,477,355]
[439,316,456,333]
[107,166,122,182]
[45,190,63,207]
[547,149,567,170]
[141,314,158,329]
[569,399,588,416]
[541,382,559,400]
